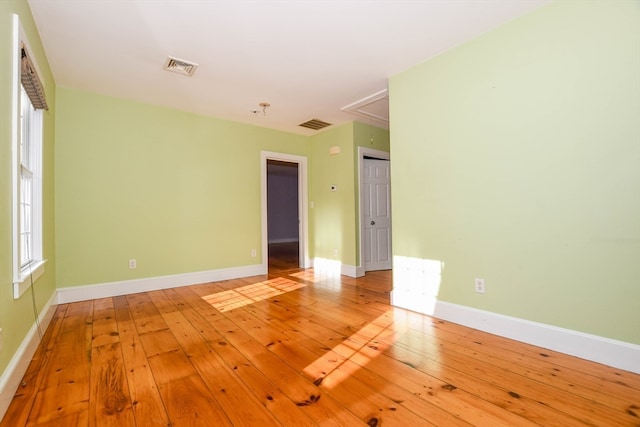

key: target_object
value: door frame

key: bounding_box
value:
[261,151,310,272]
[357,146,391,277]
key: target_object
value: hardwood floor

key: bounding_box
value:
[2,267,639,426]
[268,241,300,273]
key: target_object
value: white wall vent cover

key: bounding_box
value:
[163,56,198,76]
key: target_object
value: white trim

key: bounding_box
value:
[261,151,310,271]
[10,15,20,289]
[13,259,47,299]
[341,89,389,128]
[391,292,640,374]
[357,147,390,276]
[11,16,46,299]
[28,105,44,267]
[57,264,265,304]
[312,257,359,278]
[391,290,438,316]
[311,258,341,277]
[341,264,360,278]
[0,291,57,421]
[268,238,299,244]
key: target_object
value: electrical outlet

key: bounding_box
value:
[251,249,257,257]
[129,259,137,270]
[475,278,485,294]
[332,248,338,257]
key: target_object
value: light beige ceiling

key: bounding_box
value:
[28,0,548,135]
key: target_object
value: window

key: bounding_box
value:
[12,15,47,298]
[19,86,41,269]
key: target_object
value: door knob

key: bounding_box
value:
[370,220,375,225]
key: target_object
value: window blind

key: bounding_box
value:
[21,45,48,110]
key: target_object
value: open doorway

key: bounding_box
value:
[267,160,299,272]
[261,151,309,274]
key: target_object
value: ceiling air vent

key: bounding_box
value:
[163,56,198,77]
[299,118,332,131]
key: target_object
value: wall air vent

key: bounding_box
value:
[163,56,198,77]
[299,118,332,131]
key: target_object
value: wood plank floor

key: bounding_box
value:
[268,241,300,273]
[2,268,639,426]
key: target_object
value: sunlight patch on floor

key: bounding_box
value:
[309,258,342,277]
[289,270,323,283]
[303,310,409,390]
[289,268,341,285]
[201,277,306,312]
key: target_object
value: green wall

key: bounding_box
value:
[309,123,356,265]
[352,121,391,263]
[309,122,390,267]
[54,92,390,286]
[0,0,57,373]
[390,0,640,343]
[9,0,635,396]
[55,88,308,287]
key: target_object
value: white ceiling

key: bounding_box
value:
[28,0,548,135]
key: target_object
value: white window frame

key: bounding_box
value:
[11,15,46,299]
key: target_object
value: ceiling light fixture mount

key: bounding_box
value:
[252,102,271,116]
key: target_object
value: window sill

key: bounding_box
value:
[13,259,47,299]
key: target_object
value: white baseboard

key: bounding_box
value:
[268,238,299,244]
[341,264,360,278]
[310,258,341,276]
[391,290,640,374]
[391,290,438,316]
[0,291,57,420]
[311,257,361,278]
[57,264,266,304]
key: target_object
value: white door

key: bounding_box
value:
[363,159,392,271]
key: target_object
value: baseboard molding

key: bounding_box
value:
[310,258,340,276]
[0,291,57,420]
[268,238,299,244]
[57,264,266,304]
[391,291,639,374]
[391,290,438,316]
[341,263,359,278]
[311,257,360,278]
